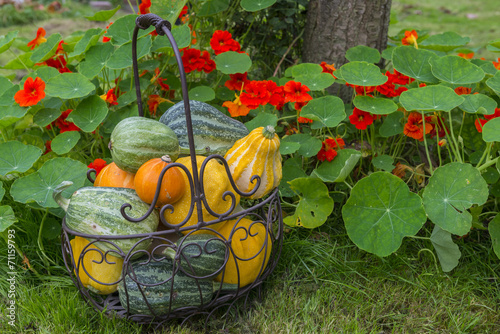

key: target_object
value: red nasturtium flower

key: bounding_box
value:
[152,68,170,91]
[475,107,500,132]
[239,80,271,109]
[14,77,46,107]
[493,58,500,70]
[100,89,118,106]
[293,102,313,123]
[103,22,113,43]
[178,5,189,23]
[44,140,52,155]
[404,112,433,141]
[225,72,250,91]
[210,30,241,55]
[458,52,474,59]
[180,48,215,73]
[138,0,151,14]
[455,86,471,95]
[88,159,108,176]
[401,30,418,48]
[283,81,312,103]
[349,107,374,130]
[320,61,336,77]
[223,94,251,117]
[27,27,47,50]
[148,95,171,116]
[317,137,345,162]
[55,109,80,133]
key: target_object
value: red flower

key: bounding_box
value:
[44,140,52,155]
[148,95,171,116]
[239,80,271,110]
[428,115,447,139]
[54,109,80,133]
[347,83,376,96]
[103,22,113,43]
[27,27,47,50]
[320,62,336,77]
[210,30,241,55]
[152,68,170,91]
[458,52,474,59]
[455,86,471,95]
[349,107,374,130]
[100,89,118,106]
[138,0,151,14]
[178,5,189,23]
[199,50,216,73]
[402,30,418,47]
[180,48,215,73]
[493,58,500,70]
[283,81,312,103]
[14,77,46,107]
[476,108,500,132]
[404,112,433,141]
[225,72,250,91]
[88,159,108,176]
[223,94,251,117]
[268,82,285,110]
[317,137,345,162]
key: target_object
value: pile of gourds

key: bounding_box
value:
[55,101,282,316]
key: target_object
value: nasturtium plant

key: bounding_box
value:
[0,141,43,176]
[489,214,500,259]
[312,149,361,183]
[45,73,96,99]
[68,95,108,133]
[214,51,252,74]
[51,131,81,155]
[338,61,388,86]
[342,172,427,257]
[0,181,5,201]
[353,96,398,115]
[371,155,395,172]
[299,96,345,129]
[0,206,17,232]
[429,55,484,84]
[280,157,307,197]
[481,117,500,142]
[345,45,380,63]
[430,225,461,272]
[392,46,439,83]
[459,93,497,115]
[419,31,470,52]
[399,86,464,112]
[379,112,404,137]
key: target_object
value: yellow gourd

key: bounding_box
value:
[215,218,272,287]
[224,125,282,199]
[70,236,123,294]
[163,155,240,234]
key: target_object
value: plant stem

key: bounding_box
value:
[9,50,31,72]
[421,111,433,174]
[477,156,499,172]
[446,111,463,163]
[475,142,492,168]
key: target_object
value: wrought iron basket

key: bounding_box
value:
[60,13,284,327]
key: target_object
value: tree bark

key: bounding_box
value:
[302,0,392,102]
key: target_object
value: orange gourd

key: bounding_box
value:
[94,162,135,189]
[134,155,185,207]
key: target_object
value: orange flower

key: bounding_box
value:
[404,112,433,141]
[100,89,118,106]
[402,30,418,48]
[27,27,47,50]
[223,94,251,117]
[14,77,46,107]
[320,62,336,78]
[283,81,312,103]
[455,86,471,95]
[151,68,170,91]
[138,0,151,14]
[147,94,171,116]
[493,58,500,70]
[458,52,474,59]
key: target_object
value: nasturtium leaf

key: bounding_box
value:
[430,225,461,272]
[51,131,81,155]
[399,86,464,112]
[0,104,28,128]
[291,63,322,77]
[392,46,439,83]
[419,32,470,52]
[489,214,500,260]
[283,177,334,228]
[381,46,394,61]
[0,206,17,232]
[45,73,95,99]
[0,141,42,176]
[116,90,137,108]
[338,61,388,87]
[279,141,301,155]
[70,28,103,58]
[3,52,34,70]
[497,159,500,176]
[345,45,380,63]
[41,217,62,239]
[280,157,307,197]
[216,86,234,101]
[215,51,252,74]
[67,95,108,133]
[342,172,427,257]
[18,133,44,151]
[198,0,230,16]
[33,108,61,127]
[283,133,322,158]
[23,67,60,85]
[489,39,500,49]
[482,117,500,143]
[244,112,278,132]
[151,0,187,21]
[105,14,152,46]
[0,85,17,106]
[0,76,13,96]
[84,5,121,21]
[294,73,335,91]
[353,95,398,115]
[241,0,276,11]
[30,33,62,63]
[372,155,395,172]
[422,162,488,236]
[151,24,191,52]
[481,167,500,185]
[311,149,362,183]
[0,30,18,54]
[0,181,4,201]
[429,56,484,85]
[486,71,500,98]
[79,43,115,79]
[461,117,486,151]
[188,86,215,102]
[106,36,152,69]
[10,157,87,208]
[101,105,139,134]
[458,93,497,114]
[379,111,404,137]
[300,96,345,129]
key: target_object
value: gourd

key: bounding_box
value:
[163,156,240,234]
[159,100,249,155]
[215,218,272,287]
[109,117,180,173]
[163,233,227,278]
[70,236,123,295]
[224,126,282,199]
[134,155,185,207]
[94,162,135,189]
[54,181,159,255]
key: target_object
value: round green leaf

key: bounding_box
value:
[279,157,307,197]
[152,24,191,52]
[481,167,499,184]
[41,217,62,239]
[379,112,404,137]
[353,95,398,115]
[24,67,60,86]
[430,225,461,272]
[45,73,95,99]
[188,86,215,102]
[215,51,252,75]
[458,93,497,114]
[106,36,152,70]
[67,95,108,133]
[338,61,388,87]
[105,14,152,46]
[0,141,42,176]
[342,172,427,257]
[0,85,17,106]
[30,33,62,63]
[345,45,380,63]
[481,117,500,143]
[69,28,103,58]
[0,181,5,202]
[241,0,276,11]
[419,32,470,52]
[84,5,120,21]
[312,149,362,182]
[33,108,61,127]
[283,177,334,228]
[429,56,484,85]
[0,30,18,54]
[244,112,278,132]
[51,131,81,155]
[283,133,322,158]
[0,105,28,128]
[422,162,489,236]
[291,63,322,77]
[486,71,500,98]
[399,86,464,112]
[3,52,34,70]
[10,157,87,208]
[151,0,188,22]
[0,206,17,232]
[79,43,115,79]
[489,214,500,260]
[198,0,230,17]
[392,46,439,83]
[300,96,345,129]
[279,141,301,155]
[294,73,335,91]
[372,155,395,172]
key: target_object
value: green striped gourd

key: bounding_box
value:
[159,100,249,155]
[109,117,180,173]
[53,181,159,255]
[163,233,227,278]
[118,259,233,315]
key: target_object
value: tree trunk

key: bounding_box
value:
[302,0,392,102]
